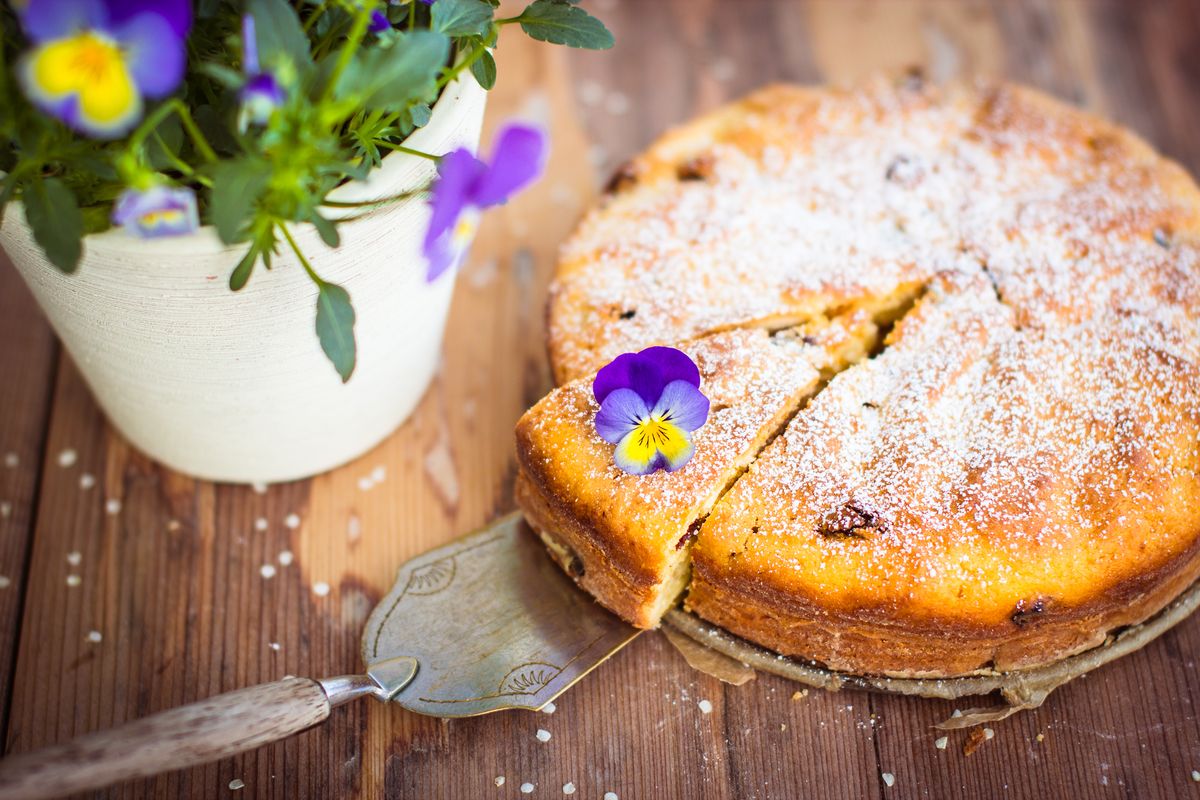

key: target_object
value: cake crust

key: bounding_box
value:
[522,77,1200,677]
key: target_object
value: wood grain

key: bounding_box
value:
[3,1,1200,798]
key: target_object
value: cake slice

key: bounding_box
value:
[515,315,879,628]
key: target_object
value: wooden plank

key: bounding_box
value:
[4,1,1200,799]
[0,257,58,735]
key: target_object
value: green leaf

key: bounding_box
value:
[23,177,83,273]
[516,0,613,49]
[247,0,312,71]
[432,0,494,37]
[229,244,257,290]
[315,281,357,382]
[469,49,497,89]
[209,158,271,244]
[337,30,450,110]
[311,213,340,248]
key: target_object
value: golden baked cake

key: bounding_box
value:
[519,76,1200,677]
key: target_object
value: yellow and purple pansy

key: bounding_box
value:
[15,0,191,139]
[423,122,546,281]
[112,185,199,239]
[593,347,710,475]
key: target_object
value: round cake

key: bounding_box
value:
[517,76,1200,678]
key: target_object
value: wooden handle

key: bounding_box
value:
[0,676,331,800]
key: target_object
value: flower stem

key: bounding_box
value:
[436,41,487,91]
[320,188,423,209]
[384,143,440,161]
[128,99,218,164]
[302,0,330,33]
[279,221,325,287]
[322,4,376,104]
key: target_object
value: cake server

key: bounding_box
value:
[0,513,640,800]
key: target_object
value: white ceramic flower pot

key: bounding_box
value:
[1,76,487,483]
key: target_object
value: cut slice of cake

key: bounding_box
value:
[515,316,879,628]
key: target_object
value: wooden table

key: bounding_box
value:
[3,1,1200,797]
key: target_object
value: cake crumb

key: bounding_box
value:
[535,728,551,742]
[881,772,895,787]
[0,576,10,589]
[963,727,991,756]
[228,778,245,790]
[520,782,534,794]
[791,689,808,701]
[1036,733,1045,743]
[698,699,713,714]
[312,581,331,597]
[494,776,505,787]
[934,736,948,750]
[57,448,77,468]
[260,564,276,579]
[563,782,576,795]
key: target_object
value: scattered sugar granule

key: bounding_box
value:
[535,728,551,743]
[312,581,331,597]
[780,723,787,732]
[57,448,77,468]
[983,727,995,740]
[86,630,102,643]
[698,699,713,714]
[562,783,576,795]
[167,519,182,532]
[370,465,386,484]
[604,91,630,116]
[934,736,948,750]
[284,513,300,530]
[254,517,268,532]
[278,550,294,566]
[66,574,81,587]
[260,564,277,579]
[79,473,95,490]
[1191,770,1199,782]
[3,452,17,468]
[347,515,362,543]
[951,709,963,718]
[578,80,605,107]
[0,576,10,589]
[0,501,11,518]
[66,551,82,566]
[105,498,121,515]
[268,642,281,651]
[711,57,737,82]
[494,776,505,787]
[881,772,895,788]
[520,783,534,794]
[229,778,245,790]
[604,794,618,800]
[357,476,373,492]
[541,701,556,714]
[251,482,268,494]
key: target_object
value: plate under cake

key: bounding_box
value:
[519,76,1200,677]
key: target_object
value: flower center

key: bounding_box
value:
[633,415,674,447]
[452,210,481,248]
[67,33,123,83]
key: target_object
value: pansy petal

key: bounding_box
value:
[369,10,390,33]
[655,424,695,472]
[107,0,192,38]
[19,36,142,138]
[592,350,640,404]
[637,346,702,390]
[424,148,484,251]
[613,429,661,476]
[652,380,709,433]
[117,13,186,98]
[594,388,649,444]
[472,124,547,208]
[242,14,260,75]
[19,0,106,42]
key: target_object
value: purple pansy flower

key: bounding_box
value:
[423,123,546,281]
[238,14,286,130]
[16,0,191,139]
[112,185,200,238]
[593,347,710,475]
[369,10,391,33]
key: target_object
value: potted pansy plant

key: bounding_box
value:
[0,0,611,482]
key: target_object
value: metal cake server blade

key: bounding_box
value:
[0,513,639,800]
